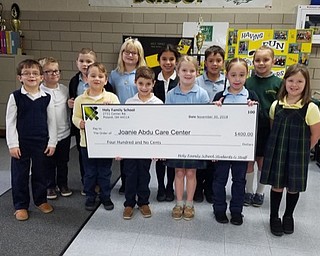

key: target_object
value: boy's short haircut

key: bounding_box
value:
[38,57,58,68]
[135,66,155,81]
[78,48,97,60]
[86,62,108,77]
[16,59,43,76]
[204,45,225,61]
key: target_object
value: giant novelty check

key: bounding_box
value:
[83,104,258,161]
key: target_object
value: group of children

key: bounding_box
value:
[6,39,320,237]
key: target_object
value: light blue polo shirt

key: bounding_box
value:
[109,69,137,104]
[76,73,89,96]
[165,84,210,104]
[222,86,249,103]
[196,72,225,102]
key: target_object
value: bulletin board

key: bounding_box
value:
[225,28,313,78]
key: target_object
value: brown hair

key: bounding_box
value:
[225,57,248,74]
[135,66,155,81]
[16,59,43,75]
[204,45,225,61]
[77,48,97,61]
[86,62,108,78]
[278,63,311,105]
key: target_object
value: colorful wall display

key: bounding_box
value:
[225,29,313,78]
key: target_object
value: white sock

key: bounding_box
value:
[256,170,265,194]
[245,172,254,194]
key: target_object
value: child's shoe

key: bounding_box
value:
[183,206,195,221]
[244,193,253,206]
[102,199,114,211]
[123,206,134,220]
[47,188,57,200]
[172,205,183,220]
[252,193,264,207]
[165,189,174,202]
[270,217,283,236]
[230,213,243,225]
[139,205,152,218]
[60,186,73,197]
[14,209,29,221]
[85,199,96,211]
[215,212,229,224]
[156,189,166,202]
[282,216,294,234]
[37,203,54,213]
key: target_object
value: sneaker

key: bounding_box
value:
[165,189,175,202]
[156,190,166,202]
[123,206,134,220]
[14,209,29,221]
[215,212,229,224]
[119,185,125,195]
[102,199,114,211]
[270,217,284,236]
[47,188,57,200]
[85,199,96,211]
[252,193,264,207]
[37,203,53,213]
[230,213,243,225]
[183,206,195,221]
[60,186,72,197]
[172,205,183,220]
[244,193,253,206]
[139,205,152,218]
[81,187,86,196]
[282,216,294,234]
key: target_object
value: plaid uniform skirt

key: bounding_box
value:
[261,103,311,192]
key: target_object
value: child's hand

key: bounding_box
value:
[103,101,111,105]
[9,147,21,159]
[44,146,56,156]
[247,99,257,106]
[115,157,122,161]
[213,100,223,107]
[68,98,75,108]
[79,119,85,129]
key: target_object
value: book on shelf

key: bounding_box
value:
[0,31,20,55]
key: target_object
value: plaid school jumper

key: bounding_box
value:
[261,102,310,192]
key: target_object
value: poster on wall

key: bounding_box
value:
[89,0,272,8]
[225,29,313,78]
[123,35,193,74]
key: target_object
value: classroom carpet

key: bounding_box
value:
[0,146,120,256]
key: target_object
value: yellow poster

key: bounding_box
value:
[225,28,313,78]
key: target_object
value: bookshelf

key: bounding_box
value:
[0,54,33,137]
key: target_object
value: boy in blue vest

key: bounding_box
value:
[6,59,57,221]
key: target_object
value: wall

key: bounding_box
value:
[0,0,319,93]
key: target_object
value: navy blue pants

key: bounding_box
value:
[123,159,152,207]
[46,135,71,189]
[81,147,112,202]
[11,139,48,210]
[213,161,247,214]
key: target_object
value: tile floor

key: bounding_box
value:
[64,161,320,256]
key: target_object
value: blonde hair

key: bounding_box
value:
[116,38,146,74]
[176,55,198,72]
[253,45,275,60]
[38,57,58,68]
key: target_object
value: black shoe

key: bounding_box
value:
[204,192,213,204]
[85,199,96,211]
[282,216,294,234]
[119,185,125,195]
[215,212,229,224]
[102,199,114,211]
[156,190,166,202]
[193,190,204,203]
[230,213,243,225]
[165,189,174,202]
[270,217,284,236]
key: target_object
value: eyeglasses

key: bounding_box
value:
[44,70,61,75]
[20,72,41,77]
[123,50,138,56]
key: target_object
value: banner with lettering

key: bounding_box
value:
[89,0,272,8]
[225,29,313,78]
